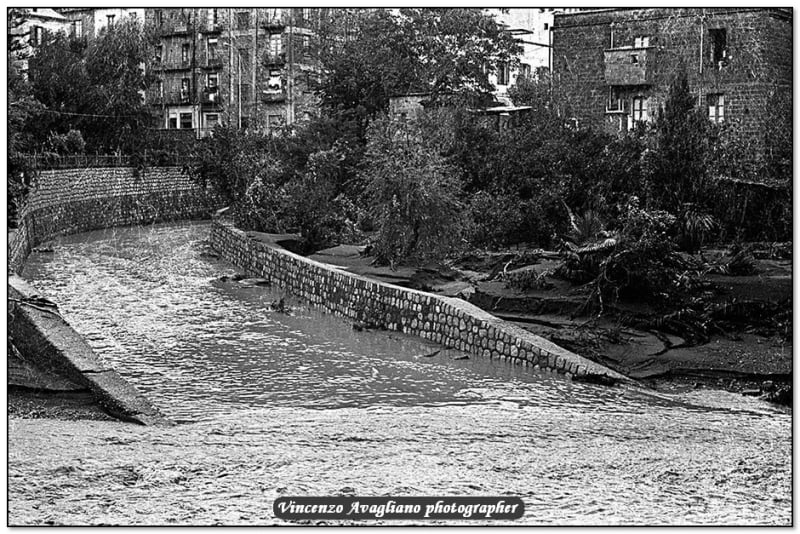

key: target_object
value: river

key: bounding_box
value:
[11,221,791,525]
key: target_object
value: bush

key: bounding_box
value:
[361,116,467,265]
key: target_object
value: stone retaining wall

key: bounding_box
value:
[7,166,218,425]
[9,166,217,273]
[210,219,628,381]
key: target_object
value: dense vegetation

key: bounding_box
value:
[9,8,791,295]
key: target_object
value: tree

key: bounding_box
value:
[361,115,467,265]
[644,65,711,212]
[315,9,521,121]
[26,17,157,154]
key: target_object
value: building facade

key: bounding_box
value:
[59,8,144,40]
[9,8,71,73]
[144,8,322,136]
[552,8,792,141]
[490,8,583,104]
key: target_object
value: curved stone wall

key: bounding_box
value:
[8,166,219,425]
[210,219,628,381]
[9,166,217,274]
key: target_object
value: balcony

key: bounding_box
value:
[262,18,286,31]
[162,90,192,105]
[603,47,655,86]
[202,88,222,106]
[261,91,285,103]
[265,53,286,66]
[158,22,191,37]
[205,56,223,69]
[162,59,192,72]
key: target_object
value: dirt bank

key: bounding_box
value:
[309,243,792,402]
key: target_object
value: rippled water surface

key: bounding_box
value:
[14,221,792,526]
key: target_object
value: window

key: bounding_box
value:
[520,63,531,79]
[607,86,625,112]
[208,8,218,26]
[106,14,115,27]
[207,73,218,89]
[180,112,193,129]
[182,43,190,63]
[497,61,510,86]
[631,96,649,124]
[302,35,310,54]
[302,8,312,21]
[710,28,727,64]
[240,83,251,104]
[30,25,43,46]
[543,22,549,30]
[236,11,250,30]
[206,113,219,128]
[169,116,178,129]
[154,45,163,63]
[207,37,218,61]
[158,80,164,98]
[154,10,163,27]
[634,36,649,48]
[631,53,639,64]
[707,93,725,123]
[269,33,282,58]
[71,20,82,38]
[181,78,190,101]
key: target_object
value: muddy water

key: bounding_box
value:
[12,221,791,525]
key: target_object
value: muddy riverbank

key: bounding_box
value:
[308,242,792,401]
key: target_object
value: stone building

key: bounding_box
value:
[552,8,792,142]
[144,8,322,136]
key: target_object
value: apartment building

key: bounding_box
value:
[552,8,792,142]
[489,8,582,104]
[145,8,322,136]
[59,8,144,40]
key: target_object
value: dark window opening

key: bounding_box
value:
[710,28,727,64]
[236,11,251,30]
[180,112,193,129]
[497,61,510,86]
[182,43,190,63]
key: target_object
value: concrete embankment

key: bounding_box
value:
[210,219,629,382]
[9,276,169,425]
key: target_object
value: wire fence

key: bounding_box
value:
[22,153,192,171]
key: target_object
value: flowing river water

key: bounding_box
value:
[11,221,791,525]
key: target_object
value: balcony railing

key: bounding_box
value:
[206,56,223,69]
[264,53,286,65]
[202,89,222,105]
[604,47,655,85]
[261,91,285,103]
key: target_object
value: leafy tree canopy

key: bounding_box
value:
[26,17,157,154]
[315,9,521,121]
